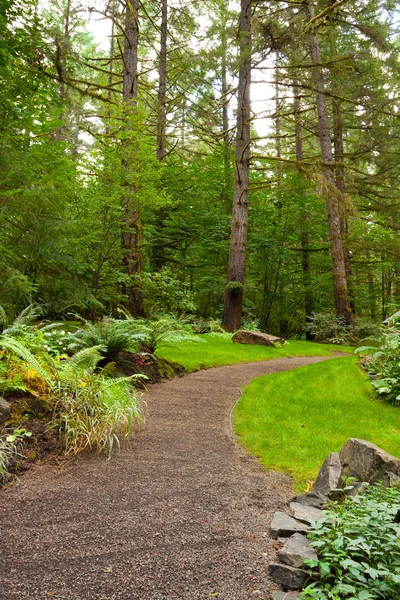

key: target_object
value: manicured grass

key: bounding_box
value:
[157,332,352,372]
[233,356,400,491]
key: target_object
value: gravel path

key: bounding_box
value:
[1,355,339,600]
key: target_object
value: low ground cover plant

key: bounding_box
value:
[301,483,400,599]
[356,330,400,407]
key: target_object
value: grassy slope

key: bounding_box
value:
[157,333,352,372]
[233,356,400,491]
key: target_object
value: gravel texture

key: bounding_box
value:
[0,355,338,600]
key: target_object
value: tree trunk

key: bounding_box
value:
[306,3,354,326]
[221,2,231,210]
[121,0,144,317]
[332,97,355,313]
[222,0,252,332]
[293,79,314,335]
[156,0,168,162]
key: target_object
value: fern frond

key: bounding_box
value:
[0,336,54,390]
[13,304,43,326]
[68,346,103,369]
[0,306,8,327]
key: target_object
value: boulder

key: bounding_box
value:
[313,452,342,497]
[0,397,11,425]
[340,438,400,487]
[292,491,327,509]
[269,563,308,590]
[272,594,301,600]
[232,330,284,347]
[289,502,322,524]
[270,512,309,539]
[277,533,317,569]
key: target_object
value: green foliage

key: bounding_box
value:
[0,329,144,457]
[356,331,400,406]
[306,313,383,346]
[0,427,32,483]
[136,269,196,316]
[52,364,143,456]
[66,317,142,363]
[301,484,400,599]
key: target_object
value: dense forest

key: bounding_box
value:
[2,0,400,336]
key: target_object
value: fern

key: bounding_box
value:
[0,336,54,390]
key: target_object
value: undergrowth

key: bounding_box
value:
[302,483,400,599]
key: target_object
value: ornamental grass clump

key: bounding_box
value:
[53,369,143,456]
[301,483,400,599]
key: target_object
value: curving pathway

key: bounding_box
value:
[0,355,340,600]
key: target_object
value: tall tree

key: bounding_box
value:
[121,0,144,316]
[222,0,252,332]
[305,2,354,326]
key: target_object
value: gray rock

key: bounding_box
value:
[290,502,322,524]
[293,491,327,508]
[232,330,284,347]
[269,562,308,590]
[314,452,342,496]
[340,438,400,487]
[272,593,301,600]
[277,533,317,568]
[0,397,11,425]
[270,512,309,539]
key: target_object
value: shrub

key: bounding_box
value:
[301,483,400,599]
[135,269,196,316]
[356,330,400,406]
[305,313,383,346]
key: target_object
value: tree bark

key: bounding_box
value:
[293,79,314,335]
[156,0,168,162]
[121,0,144,317]
[332,97,355,313]
[221,2,231,210]
[306,3,354,326]
[222,0,252,332]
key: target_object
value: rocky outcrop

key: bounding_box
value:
[292,491,327,508]
[232,330,284,347]
[270,512,309,539]
[277,533,317,568]
[339,438,400,487]
[269,563,308,590]
[0,397,11,425]
[269,438,400,596]
[289,502,322,524]
[313,452,342,496]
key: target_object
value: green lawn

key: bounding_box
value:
[233,356,400,491]
[157,332,352,372]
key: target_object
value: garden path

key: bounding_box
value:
[1,355,341,600]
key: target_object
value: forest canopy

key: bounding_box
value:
[1,0,400,336]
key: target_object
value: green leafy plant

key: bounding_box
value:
[66,316,143,363]
[301,483,400,599]
[356,331,400,406]
[306,313,383,346]
[0,304,43,337]
[0,428,32,483]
